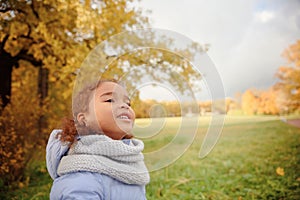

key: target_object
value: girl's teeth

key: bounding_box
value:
[120,116,129,119]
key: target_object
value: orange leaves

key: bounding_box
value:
[0,63,46,187]
[0,121,25,181]
[28,43,46,60]
[257,88,280,115]
[276,167,285,176]
[242,41,299,115]
[241,88,279,115]
[242,90,259,115]
[275,40,300,113]
[282,40,300,67]
[9,21,30,39]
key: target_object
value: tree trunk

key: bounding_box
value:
[38,67,49,101]
[0,51,15,108]
[37,66,49,136]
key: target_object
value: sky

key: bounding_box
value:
[133,0,300,100]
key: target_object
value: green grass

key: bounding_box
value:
[3,116,300,199]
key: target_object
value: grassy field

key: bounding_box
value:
[2,116,300,199]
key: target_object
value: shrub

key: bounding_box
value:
[0,64,48,190]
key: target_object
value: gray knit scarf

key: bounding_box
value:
[57,135,150,185]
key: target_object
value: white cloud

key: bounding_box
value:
[255,10,274,23]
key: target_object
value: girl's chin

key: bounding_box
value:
[121,133,134,139]
[104,130,133,140]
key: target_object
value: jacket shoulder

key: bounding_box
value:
[46,129,69,180]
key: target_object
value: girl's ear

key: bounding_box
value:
[77,113,86,127]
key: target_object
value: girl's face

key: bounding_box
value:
[84,82,135,140]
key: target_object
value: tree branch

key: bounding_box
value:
[30,0,39,20]
[16,50,42,67]
[0,7,12,13]
[45,19,59,26]
[0,1,26,15]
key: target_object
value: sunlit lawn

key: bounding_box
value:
[3,116,300,199]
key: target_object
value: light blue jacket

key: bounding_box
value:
[46,130,147,200]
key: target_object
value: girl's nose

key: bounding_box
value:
[120,102,129,109]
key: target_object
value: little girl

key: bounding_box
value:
[46,80,150,199]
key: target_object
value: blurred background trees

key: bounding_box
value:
[239,40,300,116]
[275,40,300,114]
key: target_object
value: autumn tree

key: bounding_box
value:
[256,88,279,115]
[0,0,148,107]
[275,40,300,113]
[199,101,212,115]
[241,88,279,115]
[0,0,148,187]
[242,89,259,115]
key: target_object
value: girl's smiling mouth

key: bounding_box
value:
[116,112,132,121]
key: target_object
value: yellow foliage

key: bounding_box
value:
[0,116,25,185]
[275,40,300,113]
[241,88,279,115]
[0,64,46,187]
[276,167,285,176]
[0,0,151,189]
[242,90,259,115]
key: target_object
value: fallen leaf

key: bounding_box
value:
[276,167,284,176]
